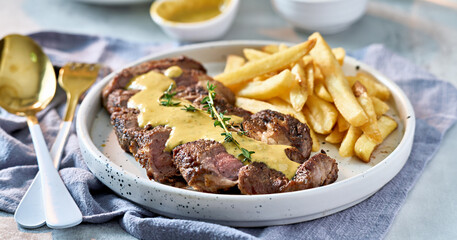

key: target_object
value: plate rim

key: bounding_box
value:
[76,40,416,224]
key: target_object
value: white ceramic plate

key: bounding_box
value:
[76,41,415,227]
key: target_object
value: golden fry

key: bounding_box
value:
[303,95,338,134]
[215,39,316,87]
[309,32,368,127]
[371,96,390,117]
[337,114,350,132]
[339,126,363,157]
[279,43,288,51]
[354,116,398,162]
[309,127,320,152]
[314,82,333,102]
[237,69,294,100]
[262,44,279,54]
[356,72,390,100]
[243,48,270,61]
[289,63,308,111]
[223,55,245,73]
[302,56,315,96]
[325,127,346,144]
[353,82,382,143]
[332,47,346,66]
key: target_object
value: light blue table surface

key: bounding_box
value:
[1,0,456,239]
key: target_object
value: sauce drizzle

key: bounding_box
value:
[127,69,300,179]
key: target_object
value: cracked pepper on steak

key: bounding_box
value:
[102,56,338,194]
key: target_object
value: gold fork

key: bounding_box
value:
[14,62,100,229]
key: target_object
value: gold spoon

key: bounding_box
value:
[14,62,100,228]
[0,34,82,229]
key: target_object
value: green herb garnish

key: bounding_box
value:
[181,105,197,112]
[160,83,180,106]
[201,82,254,163]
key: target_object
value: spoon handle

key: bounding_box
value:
[14,121,73,228]
[26,117,82,229]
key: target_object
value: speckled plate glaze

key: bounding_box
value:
[76,41,415,227]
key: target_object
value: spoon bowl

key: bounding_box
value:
[0,34,82,229]
[0,34,55,116]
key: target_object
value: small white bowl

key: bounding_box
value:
[150,0,240,42]
[271,0,368,34]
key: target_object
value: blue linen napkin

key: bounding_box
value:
[1,31,456,240]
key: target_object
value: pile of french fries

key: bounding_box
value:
[215,32,398,162]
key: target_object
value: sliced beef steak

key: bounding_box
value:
[238,153,338,195]
[102,56,206,107]
[110,109,185,186]
[135,126,185,186]
[106,89,139,114]
[172,140,244,193]
[282,153,338,192]
[242,110,312,163]
[110,108,141,152]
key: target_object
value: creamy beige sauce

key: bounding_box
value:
[127,69,300,179]
[155,0,228,23]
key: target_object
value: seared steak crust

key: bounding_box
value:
[135,126,185,185]
[102,56,207,108]
[242,110,313,163]
[238,153,338,195]
[110,108,141,152]
[172,140,243,193]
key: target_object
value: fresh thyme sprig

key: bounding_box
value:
[201,82,254,163]
[181,105,197,112]
[160,83,180,107]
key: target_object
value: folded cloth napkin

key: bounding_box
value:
[1,31,457,240]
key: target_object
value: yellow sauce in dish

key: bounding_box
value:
[155,0,229,23]
[127,68,300,179]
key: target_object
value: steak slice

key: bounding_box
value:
[172,140,244,193]
[242,110,312,163]
[110,108,141,152]
[238,153,338,195]
[106,89,139,114]
[102,56,206,107]
[135,126,185,186]
[281,153,338,192]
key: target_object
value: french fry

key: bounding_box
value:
[353,82,383,143]
[243,48,270,61]
[289,63,308,111]
[237,69,294,100]
[279,43,288,51]
[354,115,398,162]
[339,126,362,157]
[309,32,368,127]
[302,56,315,96]
[303,95,338,134]
[371,96,390,117]
[325,126,346,144]
[337,114,350,132]
[215,39,316,87]
[309,128,320,152]
[313,62,325,82]
[262,44,279,54]
[332,47,346,66]
[314,82,333,102]
[356,72,390,100]
[236,97,306,123]
[223,55,246,73]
